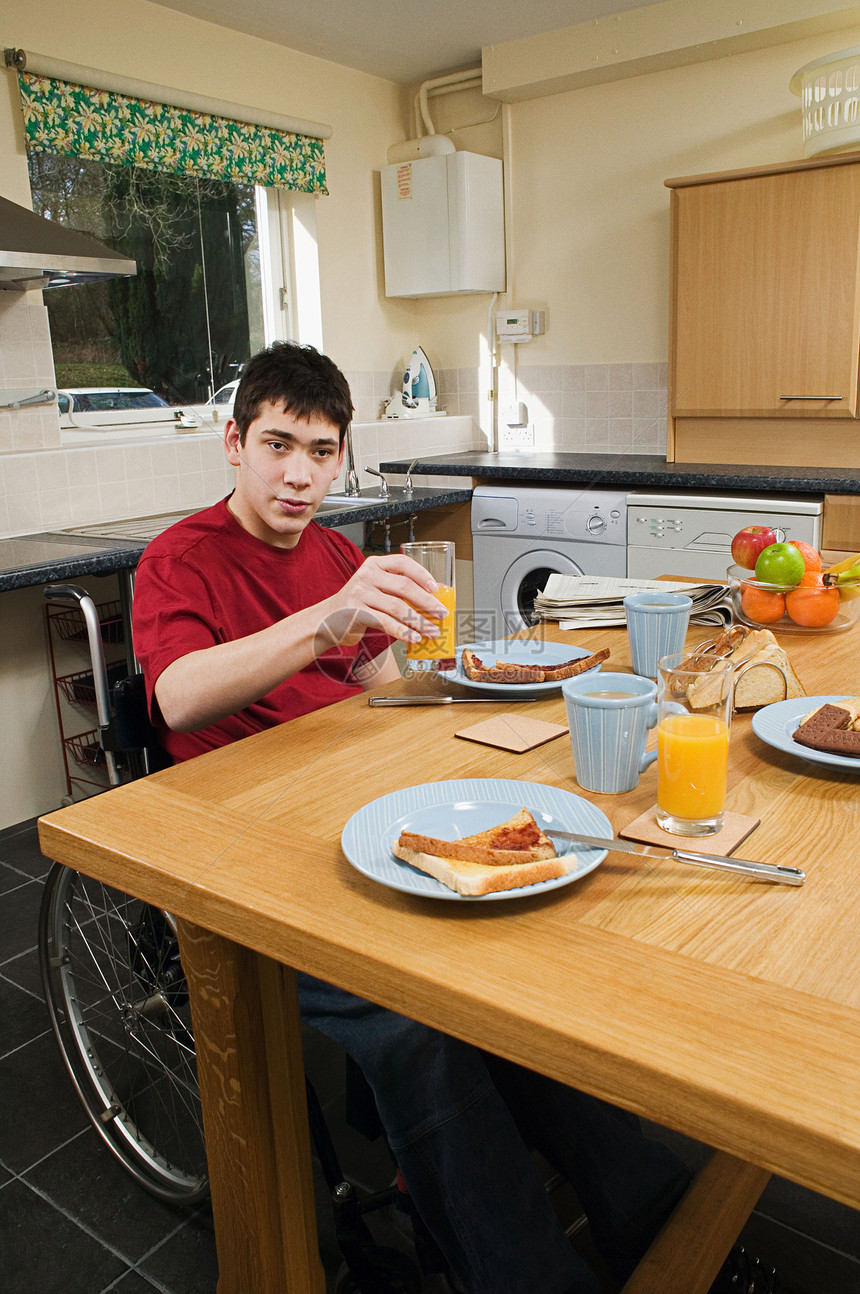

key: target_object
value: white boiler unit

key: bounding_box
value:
[626,492,823,581]
[380,152,505,297]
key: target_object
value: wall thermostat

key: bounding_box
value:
[495,309,546,343]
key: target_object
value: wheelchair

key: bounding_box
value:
[39,584,443,1293]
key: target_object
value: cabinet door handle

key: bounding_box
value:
[779,394,843,400]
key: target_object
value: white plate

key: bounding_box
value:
[752,696,860,772]
[341,778,611,901]
[439,640,603,695]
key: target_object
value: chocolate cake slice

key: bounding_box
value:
[793,703,860,755]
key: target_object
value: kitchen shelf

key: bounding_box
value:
[46,596,129,800]
[56,660,127,707]
[63,729,106,769]
[50,599,124,643]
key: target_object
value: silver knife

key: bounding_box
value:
[369,695,539,706]
[545,830,805,886]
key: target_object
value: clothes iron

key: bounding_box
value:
[384,347,446,418]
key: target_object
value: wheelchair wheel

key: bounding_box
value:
[39,862,209,1205]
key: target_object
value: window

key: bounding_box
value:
[27,155,321,440]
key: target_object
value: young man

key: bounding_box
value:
[133,341,445,762]
[133,342,692,1294]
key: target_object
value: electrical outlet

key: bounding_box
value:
[498,422,535,449]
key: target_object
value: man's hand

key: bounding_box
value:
[320,554,449,649]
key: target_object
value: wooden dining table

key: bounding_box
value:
[38,617,860,1294]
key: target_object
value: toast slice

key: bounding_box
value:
[681,628,806,712]
[733,643,806,709]
[397,807,556,867]
[391,842,573,896]
[462,647,610,685]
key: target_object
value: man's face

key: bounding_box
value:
[224,402,344,548]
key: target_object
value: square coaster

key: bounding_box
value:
[619,807,760,856]
[455,715,569,753]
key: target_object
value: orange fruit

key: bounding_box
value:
[788,540,822,573]
[740,578,786,624]
[785,571,840,627]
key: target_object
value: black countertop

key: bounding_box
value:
[0,487,473,594]
[6,455,859,594]
[379,451,860,494]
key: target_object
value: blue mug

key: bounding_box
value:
[562,672,658,794]
[623,591,692,680]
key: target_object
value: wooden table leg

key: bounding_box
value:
[620,1150,770,1294]
[177,920,326,1294]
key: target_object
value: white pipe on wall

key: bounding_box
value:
[414,68,483,137]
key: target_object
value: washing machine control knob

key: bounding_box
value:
[586,514,607,535]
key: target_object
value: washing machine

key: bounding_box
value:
[471,484,627,635]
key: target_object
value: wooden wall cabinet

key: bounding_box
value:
[666,153,860,467]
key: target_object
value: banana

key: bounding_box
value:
[825,552,860,574]
[825,557,860,601]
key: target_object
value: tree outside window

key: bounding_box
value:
[28,152,264,405]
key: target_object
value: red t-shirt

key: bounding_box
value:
[132,497,392,762]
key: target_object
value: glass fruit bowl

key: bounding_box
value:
[727,565,860,634]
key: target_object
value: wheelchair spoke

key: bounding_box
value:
[39,863,208,1204]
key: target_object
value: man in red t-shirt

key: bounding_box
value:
[133,342,445,762]
[132,343,693,1294]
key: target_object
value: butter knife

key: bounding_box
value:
[369,695,539,706]
[544,830,805,886]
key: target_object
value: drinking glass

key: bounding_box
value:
[400,541,456,672]
[656,652,734,836]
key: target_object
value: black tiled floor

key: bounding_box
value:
[3,815,860,1293]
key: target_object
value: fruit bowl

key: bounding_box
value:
[727,565,860,634]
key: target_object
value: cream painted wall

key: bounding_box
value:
[416,26,860,370]
[1,0,420,371]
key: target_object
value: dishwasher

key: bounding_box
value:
[626,491,824,581]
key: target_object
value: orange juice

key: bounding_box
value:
[657,713,729,820]
[405,583,457,662]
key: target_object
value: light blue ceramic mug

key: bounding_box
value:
[623,591,692,680]
[562,672,659,794]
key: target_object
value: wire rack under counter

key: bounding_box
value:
[49,599,125,644]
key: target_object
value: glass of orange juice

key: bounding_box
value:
[400,541,456,672]
[655,652,734,836]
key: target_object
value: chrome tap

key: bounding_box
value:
[343,425,359,496]
[404,457,421,496]
[365,467,389,498]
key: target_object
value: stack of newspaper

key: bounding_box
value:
[532,574,732,629]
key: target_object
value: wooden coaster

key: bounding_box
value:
[455,715,569,753]
[619,807,760,855]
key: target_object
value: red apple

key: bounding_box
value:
[730,525,778,570]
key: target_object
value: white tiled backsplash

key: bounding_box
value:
[0,290,667,539]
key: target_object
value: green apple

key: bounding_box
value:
[754,542,805,587]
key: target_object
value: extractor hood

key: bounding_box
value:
[0,193,136,290]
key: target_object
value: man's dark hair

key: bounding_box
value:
[232,341,354,444]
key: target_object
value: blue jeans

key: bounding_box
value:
[298,974,692,1294]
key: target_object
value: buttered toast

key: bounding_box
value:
[393,807,571,896]
[397,806,556,867]
[461,647,610,685]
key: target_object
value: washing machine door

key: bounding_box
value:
[500,548,585,633]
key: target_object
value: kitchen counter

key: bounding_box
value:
[379,451,860,495]
[0,487,472,593]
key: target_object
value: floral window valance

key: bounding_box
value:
[18,72,327,195]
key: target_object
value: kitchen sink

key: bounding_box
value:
[62,511,198,542]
